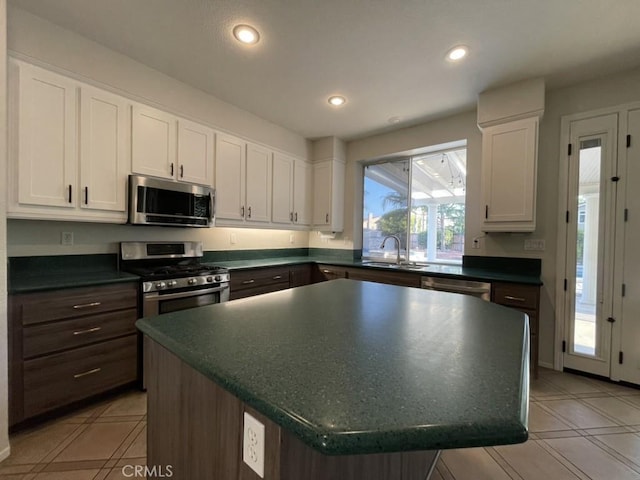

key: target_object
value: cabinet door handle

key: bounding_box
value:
[170,163,174,176]
[325,213,329,223]
[504,295,526,302]
[323,269,332,274]
[290,212,293,221]
[73,367,101,379]
[272,275,283,280]
[68,185,72,203]
[242,279,255,285]
[295,212,298,222]
[241,206,245,217]
[72,301,102,309]
[84,186,89,205]
[247,206,252,218]
[180,165,184,178]
[485,205,489,219]
[73,326,102,335]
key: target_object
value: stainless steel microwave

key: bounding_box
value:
[128,175,215,227]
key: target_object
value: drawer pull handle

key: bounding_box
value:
[73,367,101,379]
[504,295,526,302]
[72,302,102,309]
[73,326,102,336]
[242,279,255,285]
[272,275,283,280]
[323,270,332,274]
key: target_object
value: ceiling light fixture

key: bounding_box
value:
[233,24,260,45]
[328,95,346,106]
[388,116,401,124]
[446,45,468,62]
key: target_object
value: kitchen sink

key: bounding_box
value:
[361,261,428,271]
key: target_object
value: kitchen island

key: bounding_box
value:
[137,279,529,480]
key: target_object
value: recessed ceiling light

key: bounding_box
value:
[388,116,401,124]
[233,24,260,45]
[328,95,346,106]
[446,45,468,62]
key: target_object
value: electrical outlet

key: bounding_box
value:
[289,233,295,244]
[61,232,74,245]
[230,233,237,245]
[472,237,480,249]
[524,239,545,251]
[243,412,265,478]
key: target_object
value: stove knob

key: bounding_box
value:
[155,282,166,290]
[188,278,197,285]
[214,275,222,282]
[206,276,213,283]
[167,280,177,287]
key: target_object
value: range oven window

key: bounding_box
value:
[157,291,221,314]
[147,243,186,256]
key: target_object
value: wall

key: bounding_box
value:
[0,0,10,461]
[6,7,312,256]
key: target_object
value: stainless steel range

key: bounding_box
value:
[120,241,230,317]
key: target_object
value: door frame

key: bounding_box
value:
[555,101,640,376]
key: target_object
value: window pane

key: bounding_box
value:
[409,149,466,263]
[362,144,466,264]
[363,161,409,259]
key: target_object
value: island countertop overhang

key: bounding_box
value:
[137,279,529,455]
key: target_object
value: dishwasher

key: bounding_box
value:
[421,276,491,301]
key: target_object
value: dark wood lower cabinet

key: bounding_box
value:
[9,282,139,427]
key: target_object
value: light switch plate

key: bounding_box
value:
[524,239,545,251]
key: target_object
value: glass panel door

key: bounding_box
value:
[564,114,618,377]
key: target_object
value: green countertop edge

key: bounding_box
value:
[137,281,530,455]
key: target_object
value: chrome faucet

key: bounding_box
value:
[380,235,402,265]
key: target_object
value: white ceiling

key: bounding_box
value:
[8,0,640,141]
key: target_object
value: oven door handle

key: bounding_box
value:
[145,284,229,301]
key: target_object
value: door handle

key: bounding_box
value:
[73,367,101,379]
[247,206,252,218]
[180,165,184,178]
[325,213,329,223]
[72,302,102,309]
[68,185,72,203]
[170,163,174,176]
[84,186,88,205]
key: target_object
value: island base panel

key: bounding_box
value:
[145,337,440,480]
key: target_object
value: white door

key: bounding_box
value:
[131,104,176,180]
[293,159,312,225]
[563,114,618,377]
[215,133,245,221]
[79,85,129,212]
[272,152,294,224]
[177,119,214,186]
[612,109,640,384]
[245,143,272,223]
[18,63,77,208]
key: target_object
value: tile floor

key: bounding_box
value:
[0,368,638,479]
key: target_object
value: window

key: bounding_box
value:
[362,142,467,264]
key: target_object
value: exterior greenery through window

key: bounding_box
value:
[363,142,467,264]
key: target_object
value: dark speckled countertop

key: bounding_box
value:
[137,279,530,455]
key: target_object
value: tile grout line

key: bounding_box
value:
[583,434,640,474]
[484,446,524,480]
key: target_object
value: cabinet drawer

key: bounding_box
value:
[347,268,421,287]
[314,265,348,282]
[23,308,138,359]
[492,282,539,310]
[230,267,290,292]
[230,282,290,301]
[23,335,137,418]
[19,283,138,325]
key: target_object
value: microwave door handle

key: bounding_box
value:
[210,193,215,224]
[147,285,229,301]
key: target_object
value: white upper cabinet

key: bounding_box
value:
[272,152,294,224]
[313,159,345,232]
[293,159,312,226]
[245,143,272,223]
[16,62,78,209]
[215,135,272,225]
[272,153,311,227]
[132,105,213,186]
[177,119,214,186]
[8,59,128,222]
[80,85,130,212]
[215,133,245,221]
[481,117,538,231]
[131,104,177,181]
